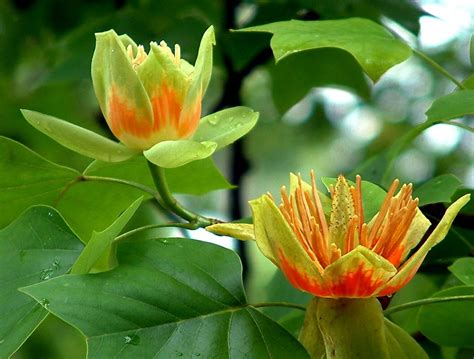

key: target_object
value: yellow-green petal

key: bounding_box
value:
[249,195,323,285]
[180,26,215,122]
[91,30,153,128]
[206,223,255,241]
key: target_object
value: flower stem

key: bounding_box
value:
[384,295,474,316]
[81,175,165,209]
[147,162,214,227]
[412,48,466,90]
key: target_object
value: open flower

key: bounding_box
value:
[21,27,258,168]
[248,172,469,298]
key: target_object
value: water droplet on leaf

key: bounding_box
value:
[52,257,60,270]
[39,298,50,309]
[124,334,140,345]
[40,268,53,281]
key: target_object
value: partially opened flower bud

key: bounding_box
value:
[250,172,470,298]
[92,27,215,150]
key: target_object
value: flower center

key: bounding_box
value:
[275,172,419,272]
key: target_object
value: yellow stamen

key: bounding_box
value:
[174,44,181,64]
[126,44,147,69]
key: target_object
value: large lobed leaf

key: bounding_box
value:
[270,48,370,113]
[0,206,83,358]
[413,174,462,207]
[0,137,232,241]
[239,18,412,81]
[417,286,474,348]
[21,239,309,358]
[0,136,79,229]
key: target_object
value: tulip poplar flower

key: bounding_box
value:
[91,33,206,150]
[21,27,258,168]
[249,172,469,298]
[236,172,469,358]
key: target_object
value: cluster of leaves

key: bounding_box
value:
[0,0,473,358]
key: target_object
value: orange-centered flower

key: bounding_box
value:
[92,27,215,150]
[249,172,469,298]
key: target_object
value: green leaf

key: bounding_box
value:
[71,197,143,274]
[454,188,474,215]
[165,157,234,195]
[462,74,474,89]
[0,206,83,358]
[418,286,474,348]
[193,107,259,150]
[449,258,474,286]
[321,177,387,220]
[0,136,79,229]
[270,48,370,113]
[21,110,138,162]
[21,239,309,358]
[425,90,474,122]
[239,18,411,81]
[470,35,474,69]
[384,319,429,359]
[413,174,463,207]
[144,140,217,168]
[386,274,439,334]
[85,155,233,196]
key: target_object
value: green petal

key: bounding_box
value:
[180,26,215,119]
[206,223,255,241]
[316,297,391,358]
[143,139,217,168]
[249,195,323,282]
[118,34,137,53]
[299,297,428,359]
[21,109,138,162]
[71,197,143,274]
[91,30,153,125]
[193,107,258,150]
[384,319,429,359]
[380,194,470,295]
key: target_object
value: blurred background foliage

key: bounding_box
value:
[1,0,472,358]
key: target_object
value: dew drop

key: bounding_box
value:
[52,257,61,270]
[47,212,53,217]
[39,268,53,281]
[39,298,50,309]
[176,352,183,357]
[193,353,201,357]
[124,334,140,345]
